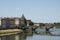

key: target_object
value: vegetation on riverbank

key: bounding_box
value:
[53,23,60,28]
[0,29,23,36]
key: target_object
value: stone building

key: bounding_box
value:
[1,17,7,29]
[0,15,26,29]
[27,20,34,26]
[27,20,31,26]
[14,18,20,28]
[1,18,15,29]
[6,18,15,28]
[20,14,27,28]
[0,14,33,29]
[34,23,40,27]
[0,19,1,26]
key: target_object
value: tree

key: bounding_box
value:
[29,22,34,26]
[54,22,60,28]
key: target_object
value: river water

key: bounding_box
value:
[0,28,60,40]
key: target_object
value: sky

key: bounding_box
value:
[0,0,60,23]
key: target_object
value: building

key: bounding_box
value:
[0,14,34,29]
[0,20,1,26]
[0,19,1,26]
[14,18,20,28]
[1,17,21,29]
[1,18,15,29]
[27,20,31,26]
[27,20,34,26]
[20,14,27,28]
[1,14,27,29]
[34,23,40,27]
[1,17,7,29]
[6,18,15,29]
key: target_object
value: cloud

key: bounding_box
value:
[16,8,20,10]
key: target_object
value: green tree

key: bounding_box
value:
[29,22,34,26]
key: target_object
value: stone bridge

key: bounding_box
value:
[45,26,54,32]
[21,26,39,31]
[21,25,54,32]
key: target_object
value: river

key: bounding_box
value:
[0,28,60,40]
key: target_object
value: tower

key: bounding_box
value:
[20,14,27,28]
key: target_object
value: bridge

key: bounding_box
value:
[20,26,39,31]
[21,25,54,32]
[45,26,54,32]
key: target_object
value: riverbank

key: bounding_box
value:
[0,29,23,36]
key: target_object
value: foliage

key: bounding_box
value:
[53,22,60,28]
[29,22,34,26]
[54,23,60,26]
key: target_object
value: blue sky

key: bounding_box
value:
[0,0,60,23]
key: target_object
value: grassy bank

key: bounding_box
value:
[0,29,23,36]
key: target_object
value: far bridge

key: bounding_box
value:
[45,26,54,32]
[21,26,39,31]
[21,25,54,32]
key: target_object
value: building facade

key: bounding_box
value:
[1,18,7,29]
[0,14,33,29]
[34,23,40,27]
[0,19,1,26]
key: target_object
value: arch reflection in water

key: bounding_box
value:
[0,28,60,40]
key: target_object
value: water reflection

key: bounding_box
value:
[0,32,33,40]
[36,28,60,36]
[0,28,60,40]
[0,35,15,40]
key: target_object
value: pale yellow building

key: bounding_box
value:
[34,23,40,27]
[14,18,20,27]
[0,20,1,26]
